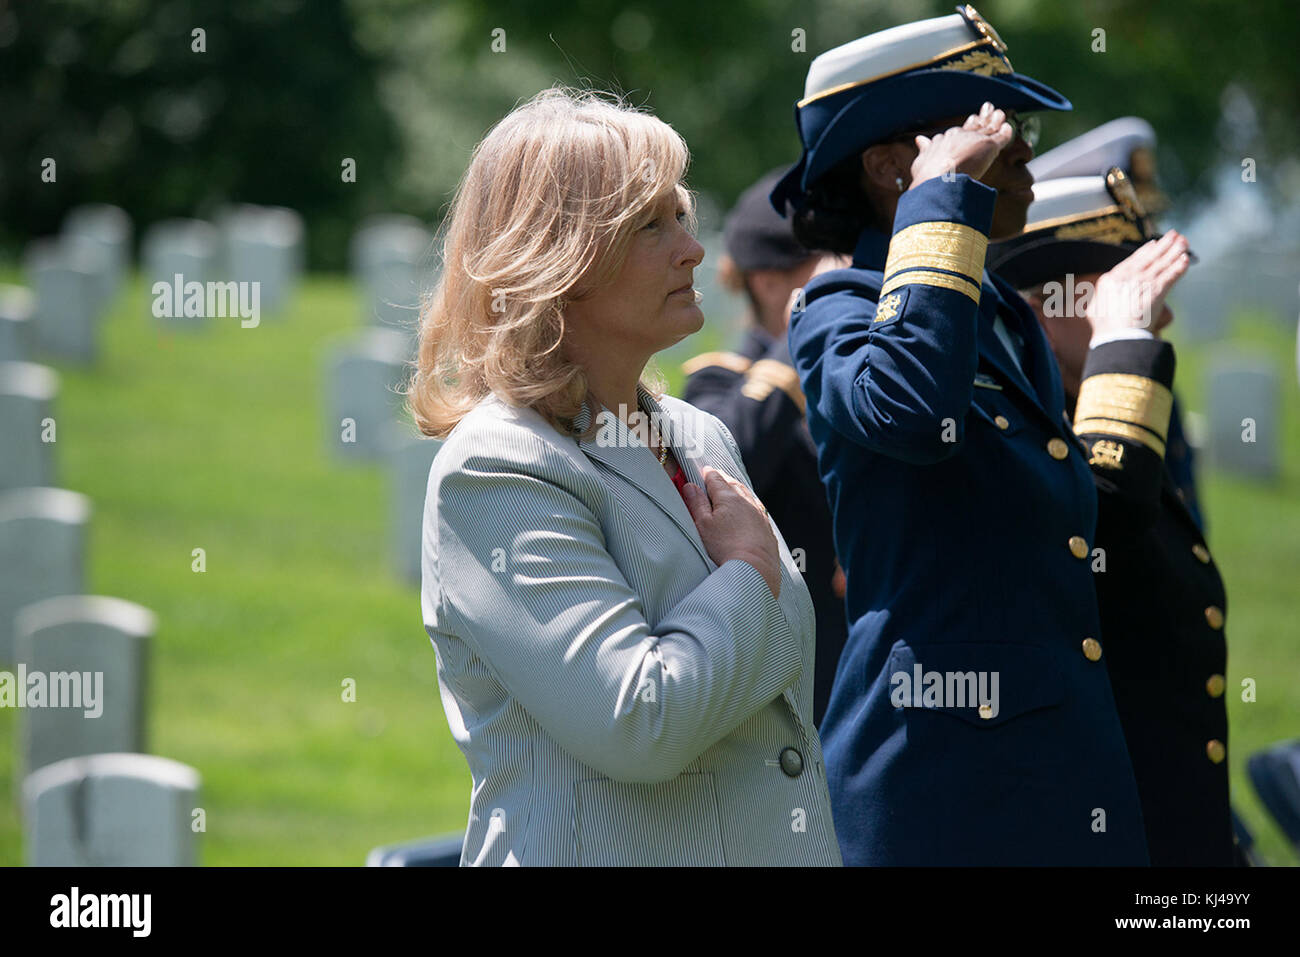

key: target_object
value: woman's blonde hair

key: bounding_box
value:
[407,86,695,438]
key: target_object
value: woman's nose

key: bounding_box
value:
[681,235,705,267]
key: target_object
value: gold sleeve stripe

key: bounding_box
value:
[1075,372,1173,442]
[741,359,806,413]
[880,268,981,303]
[682,351,753,377]
[1073,417,1167,458]
[883,221,989,287]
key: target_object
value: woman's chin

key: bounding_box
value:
[656,303,706,348]
[680,304,707,334]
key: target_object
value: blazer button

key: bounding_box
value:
[779,747,804,778]
[1192,543,1211,564]
[994,415,1010,430]
[1068,535,1089,559]
[1047,438,1069,460]
[1206,739,1226,764]
[1205,605,1225,630]
[1081,637,1103,662]
[1205,674,1226,698]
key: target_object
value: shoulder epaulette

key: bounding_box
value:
[741,359,806,413]
[682,351,754,377]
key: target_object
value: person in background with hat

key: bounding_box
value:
[771,7,1158,865]
[683,169,849,727]
[989,167,1238,866]
[1028,118,1205,528]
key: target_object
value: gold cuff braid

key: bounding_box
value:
[1074,372,1173,442]
[882,221,989,289]
[880,268,981,303]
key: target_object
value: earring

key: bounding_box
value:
[895,176,905,192]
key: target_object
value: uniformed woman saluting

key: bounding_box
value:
[770,8,1149,865]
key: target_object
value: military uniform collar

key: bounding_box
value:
[851,226,891,269]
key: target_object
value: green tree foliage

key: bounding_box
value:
[3,0,1296,268]
[1,0,399,268]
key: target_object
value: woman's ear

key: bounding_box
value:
[860,143,908,193]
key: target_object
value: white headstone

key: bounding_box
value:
[0,285,37,363]
[325,328,412,460]
[63,203,133,304]
[1206,357,1280,479]
[24,752,200,866]
[13,595,154,781]
[0,488,89,663]
[0,361,59,491]
[389,432,443,583]
[59,233,117,313]
[142,219,220,330]
[1245,247,1300,327]
[24,239,106,362]
[219,204,304,316]
[350,216,434,338]
[1169,259,1230,344]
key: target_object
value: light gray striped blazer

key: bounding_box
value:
[420,385,841,866]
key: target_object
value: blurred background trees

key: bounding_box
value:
[3,0,1299,268]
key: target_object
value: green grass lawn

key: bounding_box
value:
[0,273,1295,865]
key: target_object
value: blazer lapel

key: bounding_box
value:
[978,272,1067,432]
[576,389,712,569]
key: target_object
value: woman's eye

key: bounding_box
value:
[676,211,688,224]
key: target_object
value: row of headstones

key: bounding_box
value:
[14,205,131,364]
[0,490,200,865]
[16,204,308,362]
[331,216,443,584]
[322,326,438,583]
[139,205,304,325]
[1,259,202,863]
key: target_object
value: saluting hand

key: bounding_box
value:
[682,467,782,599]
[909,102,1015,189]
[1086,229,1190,339]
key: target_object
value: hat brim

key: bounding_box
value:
[804,69,1071,187]
[988,237,1137,289]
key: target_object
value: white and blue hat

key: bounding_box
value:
[988,167,1169,286]
[1028,117,1166,212]
[770,5,1071,215]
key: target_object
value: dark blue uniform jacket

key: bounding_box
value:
[788,175,1148,865]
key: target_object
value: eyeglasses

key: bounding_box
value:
[891,111,1040,150]
[1007,111,1040,150]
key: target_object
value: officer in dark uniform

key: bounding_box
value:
[769,7,1152,865]
[683,169,848,726]
[989,166,1237,865]
[1027,118,1205,527]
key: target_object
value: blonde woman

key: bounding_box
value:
[409,88,840,866]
